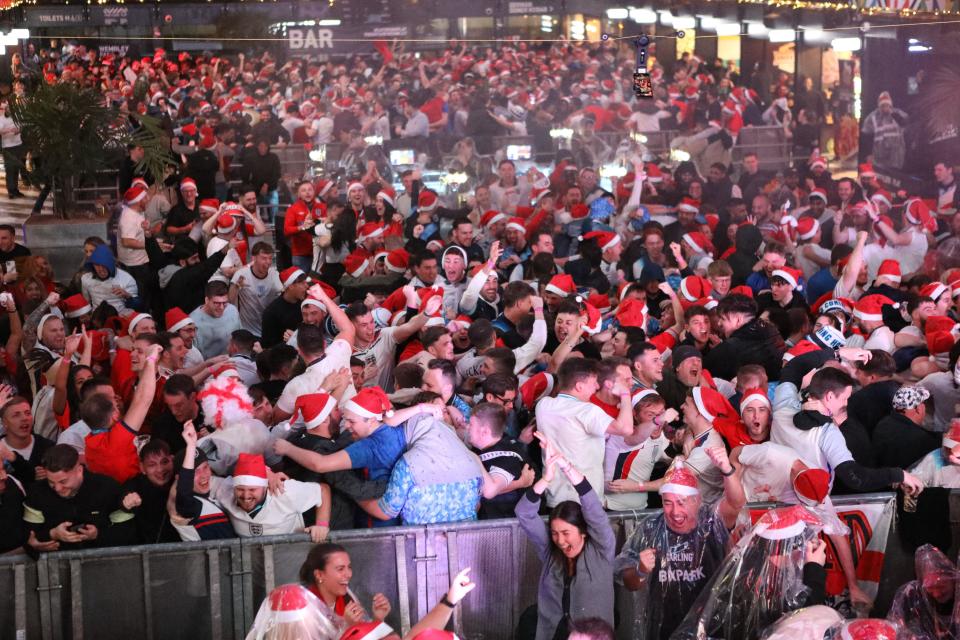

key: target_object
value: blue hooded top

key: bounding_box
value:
[85,244,117,279]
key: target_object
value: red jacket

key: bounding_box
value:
[283,200,326,257]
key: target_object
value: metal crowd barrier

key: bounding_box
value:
[0,492,926,640]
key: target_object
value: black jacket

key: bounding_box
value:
[240,151,282,192]
[727,225,763,287]
[24,471,123,550]
[703,317,785,382]
[0,477,27,553]
[847,380,899,436]
[118,475,180,545]
[164,250,227,314]
[186,149,219,199]
[873,413,942,470]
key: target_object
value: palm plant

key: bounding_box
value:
[10,78,172,218]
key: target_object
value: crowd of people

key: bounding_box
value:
[0,37,958,640]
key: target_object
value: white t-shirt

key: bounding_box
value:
[863,326,896,353]
[58,420,91,454]
[80,269,138,315]
[230,265,282,336]
[910,449,960,489]
[216,478,322,537]
[682,429,726,505]
[2,436,34,461]
[353,328,402,391]
[276,338,355,414]
[795,244,832,281]
[117,206,149,267]
[535,393,613,507]
[604,433,670,511]
[738,442,805,503]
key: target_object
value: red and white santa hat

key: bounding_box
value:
[128,312,153,335]
[347,181,365,194]
[631,388,659,407]
[545,274,576,298]
[659,464,700,497]
[870,190,893,209]
[200,198,220,215]
[233,452,269,487]
[180,177,198,192]
[342,387,394,421]
[853,294,894,323]
[582,230,620,252]
[520,372,555,409]
[315,179,335,199]
[216,213,239,235]
[874,259,901,285]
[164,307,194,332]
[280,267,307,289]
[481,210,507,228]
[505,217,527,234]
[377,187,396,208]
[838,619,899,640]
[294,393,337,429]
[265,584,315,624]
[682,231,712,256]
[344,252,371,278]
[418,191,438,212]
[61,293,92,319]
[808,188,828,203]
[771,266,802,290]
[679,275,712,302]
[809,156,828,170]
[796,217,819,241]
[385,248,410,274]
[920,282,949,303]
[573,297,603,335]
[616,298,647,328]
[754,505,820,540]
[793,467,831,506]
[692,386,733,423]
[340,621,397,640]
[739,388,770,414]
[357,223,384,244]
[859,162,877,179]
[677,197,700,214]
[942,420,960,449]
[124,185,148,205]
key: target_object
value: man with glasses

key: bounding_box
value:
[189,281,241,358]
[481,373,520,438]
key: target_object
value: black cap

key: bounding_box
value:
[173,446,208,474]
[672,345,702,369]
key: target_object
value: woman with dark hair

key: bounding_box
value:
[299,542,392,635]
[314,204,356,286]
[516,435,616,640]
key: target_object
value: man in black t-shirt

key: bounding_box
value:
[259,268,309,347]
[465,402,532,519]
[0,224,29,285]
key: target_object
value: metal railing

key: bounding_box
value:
[0,493,920,640]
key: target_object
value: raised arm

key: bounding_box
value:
[392,291,443,344]
[838,231,867,295]
[460,241,502,314]
[706,446,746,530]
[123,344,161,432]
[307,283,355,347]
[513,296,547,373]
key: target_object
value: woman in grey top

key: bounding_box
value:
[516,435,616,640]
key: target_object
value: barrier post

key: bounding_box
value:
[206,549,224,640]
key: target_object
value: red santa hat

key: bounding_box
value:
[682,231,712,256]
[124,185,148,205]
[876,259,901,285]
[505,217,527,234]
[128,313,153,335]
[839,619,899,640]
[870,190,893,209]
[905,198,936,231]
[165,307,195,332]
[739,388,770,414]
[385,248,410,274]
[853,294,895,323]
[631,388,659,407]
[294,393,337,429]
[586,293,611,314]
[783,340,824,363]
[418,191,438,212]
[575,297,603,335]
[179,177,198,192]
[377,187,397,208]
[615,298,647,328]
[793,468,831,506]
[347,181,365,194]
[520,372,554,409]
[280,267,307,289]
[582,230,620,252]
[216,213,239,235]
[200,198,220,215]
[809,156,828,171]
[754,505,821,540]
[233,452,268,487]
[315,179,335,199]
[344,252,371,278]
[340,622,397,640]
[659,464,700,497]
[771,267,802,290]
[342,386,394,420]
[679,275,712,303]
[692,386,734,423]
[858,162,876,179]
[645,163,663,183]
[480,210,507,228]
[677,197,700,214]
[357,223,384,244]
[569,203,589,220]
[920,282,949,303]
[808,188,828,203]
[925,315,958,355]
[729,285,754,298]
[796,217,819,241]
[61,294,92,319]
[545,274,576,298]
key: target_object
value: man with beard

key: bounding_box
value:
[616,450,745,640]
[703,294,786,381]
[115,439,179,544]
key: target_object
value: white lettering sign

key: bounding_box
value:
[288,28,335,50]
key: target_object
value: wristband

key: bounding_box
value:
[314,521,329,528]
[147,356,159,364]
[721,464,736,477]
[440,594,456,608]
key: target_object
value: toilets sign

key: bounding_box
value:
[287,24,409,54]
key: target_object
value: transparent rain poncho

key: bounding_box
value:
[887,544,959,640]
[615,502,732,640]
[823,618,901,640]
[670,505,828,640]
[759,605,844,640]
[245,583,340,640]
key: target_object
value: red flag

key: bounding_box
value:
[373,40,393,63]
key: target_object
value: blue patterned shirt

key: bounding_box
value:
[377,458,481,525]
